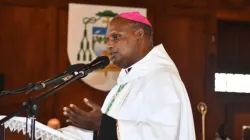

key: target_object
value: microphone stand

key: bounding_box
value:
[0,83,37,97]
[0,72,85,140]
[0,72,70,97]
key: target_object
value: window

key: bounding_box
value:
[215,73,250,93]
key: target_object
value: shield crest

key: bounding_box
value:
[67,3,147,91]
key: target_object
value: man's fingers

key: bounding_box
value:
[69,104,90,117]
[66,118,93,130]
[63,105,92,122]
[64,110,84,127]
[62,103,101,130]
[66,119,81,128]
[63,106,82,121]
[83,98,101,111]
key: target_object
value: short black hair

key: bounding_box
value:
[132,21,153,44]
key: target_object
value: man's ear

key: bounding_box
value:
[135,28,144,43]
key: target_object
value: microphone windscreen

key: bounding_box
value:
[66,64,86,73]
[101,56,110,68]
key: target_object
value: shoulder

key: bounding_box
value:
[144,67,185,90]
[140,67,186,103]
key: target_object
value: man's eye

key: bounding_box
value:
[112,34,120,40]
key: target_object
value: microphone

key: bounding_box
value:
[90,56,109,66]
[32,56,109,90]
[32,64,89,91]
[32,72,73,91]
[73,56,110,76]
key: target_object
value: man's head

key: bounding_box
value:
[106,11,153,68]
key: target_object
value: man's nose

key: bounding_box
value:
[106,40,113,49]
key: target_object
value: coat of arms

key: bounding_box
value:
[77,10,119,72]
[67,3,147,91]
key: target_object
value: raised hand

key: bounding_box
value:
[63,98,102,131]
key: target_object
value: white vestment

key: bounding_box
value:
[60,44,196,140]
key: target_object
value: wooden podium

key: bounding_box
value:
[0,125,30,140]
[0,116,80,140]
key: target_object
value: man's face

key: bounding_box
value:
[106,17,138,68]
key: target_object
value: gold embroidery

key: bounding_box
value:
[116,120,121,140]
[105,84,127,140]
[105,83,127,113]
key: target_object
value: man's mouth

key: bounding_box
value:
[109,52,117,57]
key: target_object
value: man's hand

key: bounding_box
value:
[63,98,102,131]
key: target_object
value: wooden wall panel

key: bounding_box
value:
[171,0,207,8]
[225,103,250,140]
[55,9,108,127]
[0,5,57,124]
[217,7,250,22]
[219,0,250,9]
[157,16,208,106]
[217,20,250,73]
[155,15,208,140]
[234,112,250,140]
[211,4,250,140]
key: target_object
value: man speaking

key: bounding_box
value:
[63,11,196,140]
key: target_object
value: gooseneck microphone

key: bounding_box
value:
[0,56,110,95]
[32,56,110,90]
